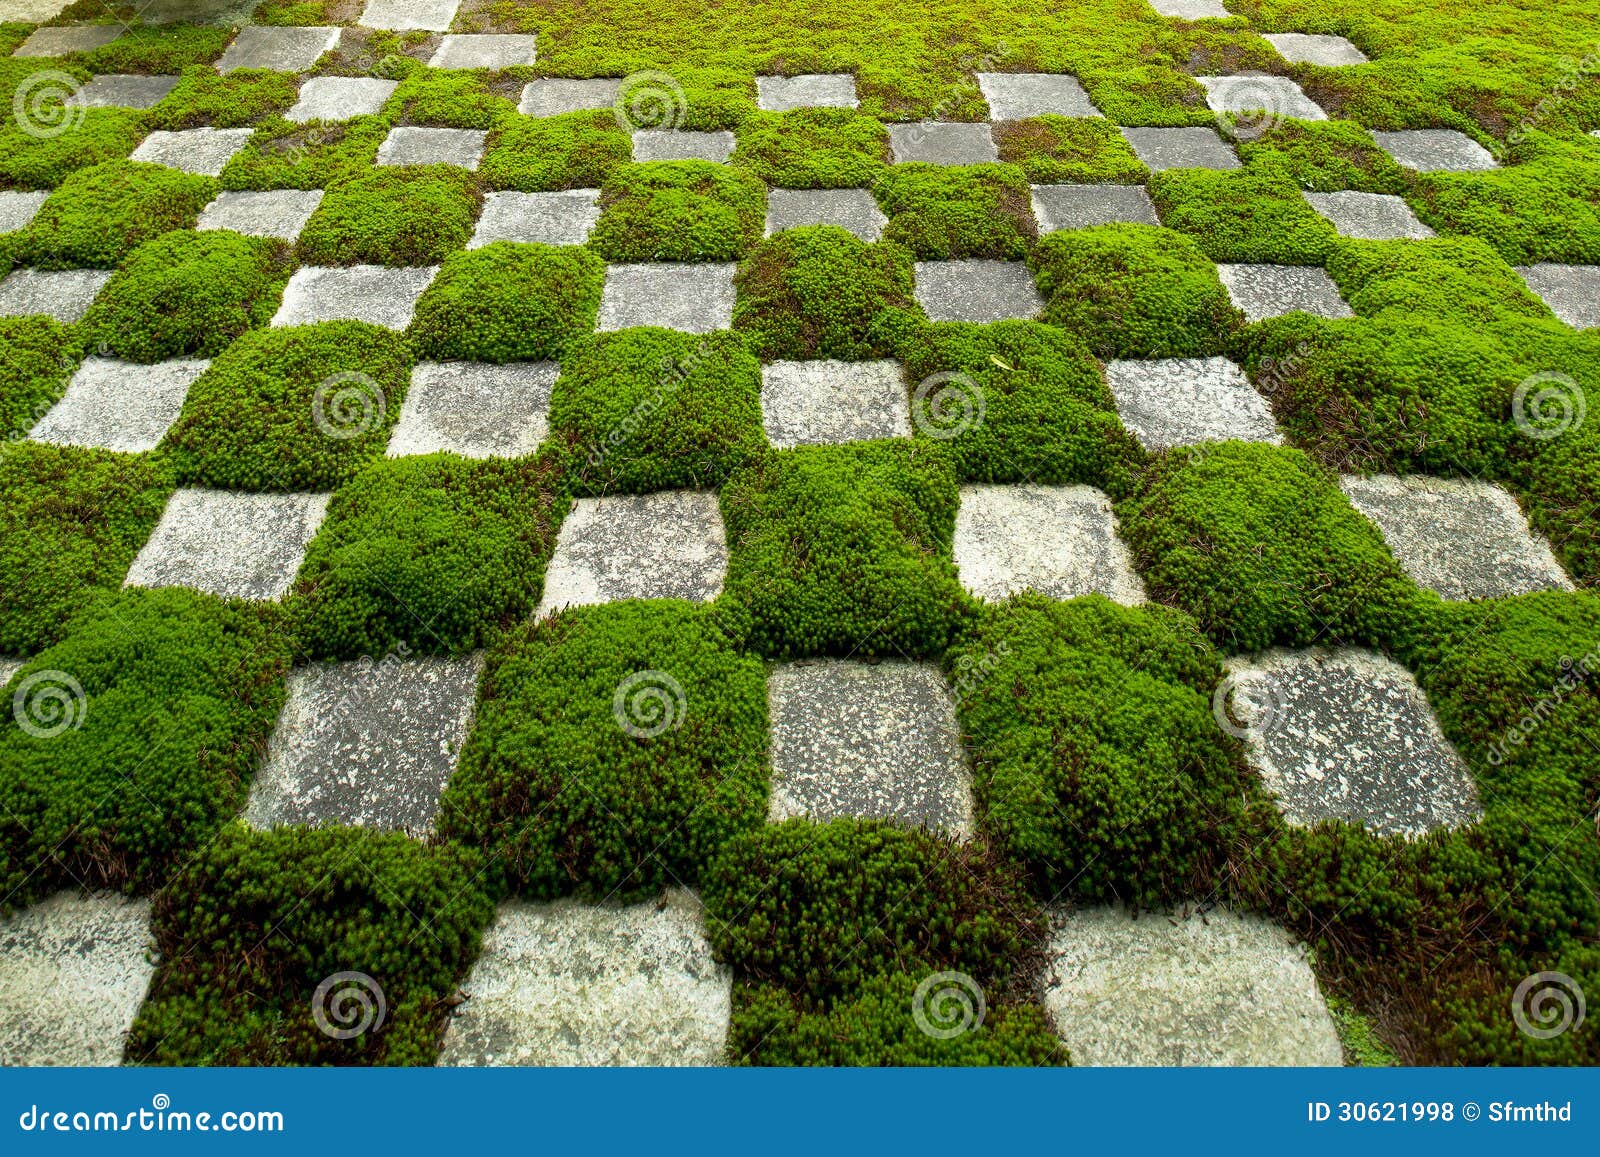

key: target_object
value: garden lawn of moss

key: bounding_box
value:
[0,110,147,191]
[994,115,1148,184]
[587,161,765,263]
[296,166,481,266]
[733,108,889,189]
[1147,163,1340,265]
[221,116,391,191]
[874,163,1036,260]
[479,111,632,192]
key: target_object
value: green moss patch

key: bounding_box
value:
[145,66,299,131]
[18,160,216,269]
[1326,237,1552,327]
[0,316,72,441]
[587,161,766,263]
[1147,164,1340,264]
[392,68,517,129]
[1236,120,1407,195]
[220,115,390,191]
[874,163,1036,260]
[479,110,632,192]
[993,115,1147,184]
[732,108,889,189]
[296,166,481,266]
[0,109,147,191]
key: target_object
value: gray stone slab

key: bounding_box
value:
[286,76,398,124]
[125,489,330,601]
[0,191,51,235]
[244,652,482,835]
[1103,356,1281,451]
[1216,263,1353,322]
[1371,128,1497,172]
[429,33,537,70]
[537,490,727,615]
[272,265,440,330]
[0,893,154,1067]
[359,0,460,31]
[596,263,735,333]
[439,892,731,1067]
[0,658,22,688]
[377,126,486,169]
[764,187,886,241]
[887,121,999,165]
[518,77,622,117]
[6,0,78,22]
[30,357,208,454]
[1262,33,1369,66]
[954,482,1144,604]
[1146,0,1231,15]
[470,189,601,247]
[1195,74,1329,123]
[1340,474,1572,600]
[631,129,735,163]
[976,72,1102,120]
[389,361,556,458]
[913,260,1042,323]
[756,74,858,112]
[12,24,123,58]
[760,359,909,448]
[1042,904,1343,1067]
[1031,183,1159,232]
[1120,126,1240,171]
[1515,263,1600,329]
[69,74,179,110]
[129,127,253,176]
[125,0,260,24]
[1301,190,1434,240]
[197,189,325,242]
[0,268,113,323]
[216,26,341,75]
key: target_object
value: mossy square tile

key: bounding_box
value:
[243,653,483,835]
[129,127,253,176]
[377,126,487,169]
[30,357,208,453]
[1301,190,1434,239]
[273,265,440,329]
[760,359,910,448]
[519,77,621,117]
[597,263,736,332]
[954,483,1144,604]
[913,260,1042,322]
[429,33,537,69]
[69,74,180,110]
[1215,263,1352,322]
[887,122,998,165]
[470,190,601,246]
[12,24,123,58]
[764,188,886,240]
[285,76,398,123]
[125,488,330,601]
[438,892,732,1067]
[216,26,341,74]
[756,74,858,112]
[1371,129,1497,172]
[0,893,154,1067]
[976,73,1102,120]
[0,191,50,235]
[1262,33,1369,66]
[388,361,556,458]
[1515,264,1600,329]
[1195,75,1329,122]
[359,0,460,31]
[1031,183,1159,232]
[1102,356,1281,450]
[0,269,113,323]
[631,130,735,163]
[767,659,974,837]
[197,189,324,241]
[1120,126,1240,171]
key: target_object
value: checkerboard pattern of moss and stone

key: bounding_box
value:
[0,0,1598,1071]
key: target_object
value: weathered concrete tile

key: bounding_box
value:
[470,189,601,247]
[429,33,537,70]
[1103,356,1280,450]
[388,360,556,458]
[6,0,76,19]
[1262,32,1369,66]
[0,268,113,323]
[123,0,260,24]
[1195,74,1328,123]
[756,74,858,112]
[518,77,621,117]
[887,121,998,165]
[217,26,341,74]
[69,74,179,110]
[631,129,735,163]
[913,259,1042,323]
[1515,264,1600,329]
[0,191,52,235]
[272,265,439,330]
[286,75,398,123]
[1120,126,1240,171]
[1301,190,1434,240]
[125,489,330,601]
[377,126,486,169]
[197,189,325,241]
[0,658,22,688]
[30,357,208,454]
[129,127,253,176]
[1146,0,1231,15]
[760,359,909,448]
[596,263,735,333]
[1371,128,1497,172]
[1215,263,1353,322]
[12,24,123,58]
[954,483,1144,604]
[764,187,886,241]
[1031,183,1159,232]
[976,72,1101,120]
[359,0,460,32]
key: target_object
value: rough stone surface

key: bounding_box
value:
[1515,263,1600,329]
[0,191,51,235]
[1224,646,1482,838]
[377,125,486,169]
[976,72,1101,120]
[1120,126,1240,171]
[197,189,325,241]
[1195,74,1329,122]
[954,483,1144,604]
[30,357,208,454]
[0,658,22,688]
[1042,904,1343,1067]
[519,77,621,117]
[243,653,483,835]
[765,187,886,240]
[12,24,123,58]
[760,359,910,448]
[69,74,179,109]
[1340,474,1573,600]
[217,26,341,74]
[7,0,77,23]
[1216,263,1353,323]
[471,189,600,247]
[359,0,460,32]
[1262,33,1369,66]
[272,265,439,329]
[1031,183,1159,232]
[125,489,330,601]
[756,74,858,111]
[538,491,728,615]
[124,0,260,23]
[0,268,113,323]
[0,892,155,1067]
[887,122,999,165]
[389,361,556,458]
[596,263,736,333]
[631,129,735,163]
[913,260,1042,323]
[429,33,537,69]
[1371,128,1497,172]
[1103,356,1281,450]
[439,892,731,1067]
[129,127,253,176]
[1302,190,1434,240]
[1146,0,1231,15]
[286,75,398,123]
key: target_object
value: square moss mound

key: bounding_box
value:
[391,68,517,130]
[288,453,569,660]
[731,225,916,362]
[0,316,71,438]
[160,321,411,492]
[1147,164,1340,264]
[18,161,217,269]
[0,109,148,191]
[80,230,293,363]
[0,588,291,907]
[994,115,1148,184]
[0,443,174,655]
[1326,236,1551,327]
[479,110,632,192]
[732,108,890,189]
[874,163,1037,260]
[1029,224,1240,359]
[296,166,481,266]
[549,328,766,494]
[716,440,966,659]
[1236,121,1408,195]
[125,825,494,1066]
[145,66,300,131]
[1408,161,1600,267]
[220,115,391,191]
[587,161,766,263]
[436,600,769,900]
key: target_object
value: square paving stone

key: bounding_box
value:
[913,260,1042,323]
[388,360,556,458]
[429,33,537,69]
[29,357,208,454]
[1042,904,1342,1067]
[272,265,439,330]
[1215,263,1353,322]
[127,0,260,23]
[197,188,325,241]
[519,77,622,117]
[0,268,113,323]
[1031,183,1160,232]
[756,74,858,112]
[631,129,735,163]
[537,490,728,615]
[0,191,51,235]
[1262,32,1369,66]
[0,893,155,1067]
[887,121,999,165]
[765,187,886,240]
[377,126,487,169]
[243,652,483,835]
[976,72,1102,120]
[286,75,398,123]
[760,359,909,448]
[12,24,124,58]
[767,659,973,837]
[217,26,341,74]
[8,0,75,17]
[1339,474,1573,600]
[1371,128,1497,172]
[1195,74,1329,123]
[0,658,22,687]
[125,489,330,601]
[470,189,601,246]
[1515,264,1600,329]
[1102,356,1281,450]
[129,127,253,176]
[1119,125,1240,171]
[359,0,460,31]
[1146,0,1231,15]
[1301,190,1434,240]
[1223,646,1482,837]
[69,74,180,110]
[438,892,732,1067]
[954,483,1145,604]
[596,263,736,333]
